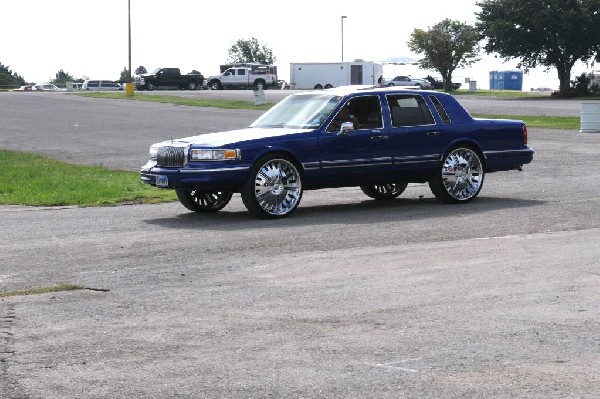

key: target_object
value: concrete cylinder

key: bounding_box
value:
[580,103,600,133]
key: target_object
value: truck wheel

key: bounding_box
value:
[146,82,155,91]
[188,81,198,90]
[314,84,323,90]
[324,84,333,89]
[209,81,222,90]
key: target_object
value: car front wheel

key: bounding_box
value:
[241,155,303,218]
[146,82,155,91]
[176,189,233,212]
[429,146,484,203]
[360,183,408,199]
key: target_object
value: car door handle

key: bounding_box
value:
[427,131,441,137]
[371,134,388,140]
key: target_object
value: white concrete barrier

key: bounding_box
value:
[580,103,600,133]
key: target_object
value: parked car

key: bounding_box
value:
[32,83,64,91]
[12,85,34,92]
[82,80,123,91]
[423,76,462,90]
[382,76,432,89]
[141,86,534,218]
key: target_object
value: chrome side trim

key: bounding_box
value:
[321,157,393,166]
[483,148,533,156]
[179,166,250,173]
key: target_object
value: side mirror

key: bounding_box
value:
[338,121,355,136]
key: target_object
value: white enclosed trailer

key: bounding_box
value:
[289,61,383,90]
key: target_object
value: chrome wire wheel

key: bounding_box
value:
[429,146,484,203]
[242,156,302,218]
[360,183,408,200]
[176,189,233,213]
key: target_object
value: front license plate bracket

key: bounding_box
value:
[156,175,169,187]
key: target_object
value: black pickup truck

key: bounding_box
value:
[135,68,205,90]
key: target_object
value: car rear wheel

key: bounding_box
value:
[176,189,233,212]
[429,146,484,203]
[360,183,408,200]
[241,155,303,218]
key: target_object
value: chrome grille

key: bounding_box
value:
[156,146,185,167]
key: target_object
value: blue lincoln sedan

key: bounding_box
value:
[141,86,533,218]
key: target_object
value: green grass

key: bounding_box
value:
[452,88,553,98]
[473,114,580,130]
[0,283,84,297]
[0,149,176,206]
[76,91,274,110]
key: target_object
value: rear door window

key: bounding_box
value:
[387,94,435,127]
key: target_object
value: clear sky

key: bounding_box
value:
[1,0,593,90]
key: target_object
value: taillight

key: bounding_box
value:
[523,125,528,145]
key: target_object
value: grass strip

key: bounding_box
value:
[76,91,274,110]
[0,283,84,298]
[472,114,580,130]
[0,149,176,206]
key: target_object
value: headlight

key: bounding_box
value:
[149,146,158,161]
[190,149,240,161]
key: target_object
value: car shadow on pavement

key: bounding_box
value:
[143,196,545,231]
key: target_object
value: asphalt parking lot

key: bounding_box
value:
[1,91,599,398]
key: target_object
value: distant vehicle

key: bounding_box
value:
[135,68,204,91]
[12,85,34,92]
[82,80,122,91]
[32,83,65,92]
[289,61,383,90]
[207,64,278,90]
[423,76,462,90]
[141,86,534,218]
[382,76,432,89]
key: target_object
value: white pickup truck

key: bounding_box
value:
[206,64,278,90]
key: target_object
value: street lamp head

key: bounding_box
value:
[341,15,347,19]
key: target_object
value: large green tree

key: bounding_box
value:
[408,19,480,91]
[227,37,275,65]
[50,69,74,86]
[476,0,600,96]
[0,62,26,87]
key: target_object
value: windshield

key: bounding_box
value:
[250,94,342,129]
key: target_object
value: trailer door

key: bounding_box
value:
[350,64,363,85]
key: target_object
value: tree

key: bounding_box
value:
[476,0,600,96]
[227,37,275,65]
[50,69,74,86]
[0,62,26,87]
[120,67,129,82]
[408,19,480,91]
[135,66,147,75]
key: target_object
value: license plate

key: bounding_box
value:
[155,175,169,187]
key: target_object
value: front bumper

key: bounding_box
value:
[140,162,250,190]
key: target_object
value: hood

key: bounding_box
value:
[152,127,310,148]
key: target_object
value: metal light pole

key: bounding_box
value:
[341,15,347,62]
[126,0,134,96]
